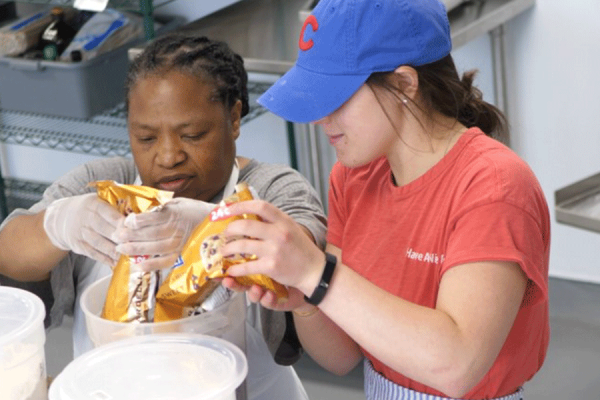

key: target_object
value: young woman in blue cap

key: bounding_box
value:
[221,0,550,399]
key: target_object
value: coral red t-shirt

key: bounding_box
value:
[326,128,550,398]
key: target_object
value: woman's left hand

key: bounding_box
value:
[222,277,308,311]
[221,199,325,296]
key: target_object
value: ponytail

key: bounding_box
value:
[367,55,509,144]
[415,55,509,143]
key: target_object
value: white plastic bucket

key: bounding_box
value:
[48,333,248,400]
[0,286,47,400]
[80,275,246,351]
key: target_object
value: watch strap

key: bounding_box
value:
[304,252,337,306]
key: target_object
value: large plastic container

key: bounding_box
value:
[0,17,180,119]
[81,275,246,351]
[0,286,47,400]
[49,333,248,400]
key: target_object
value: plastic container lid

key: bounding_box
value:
[0,287,46,363]
[49,333,248,400]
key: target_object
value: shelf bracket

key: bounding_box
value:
[140,0,155,41]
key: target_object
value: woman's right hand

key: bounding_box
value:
[43,193,124,266]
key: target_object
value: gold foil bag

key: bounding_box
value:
[154,182,288,322]
[91,180,174,323]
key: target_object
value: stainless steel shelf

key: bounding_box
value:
[449,0,536,49]
[556,172,600,234]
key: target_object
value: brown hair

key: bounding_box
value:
[366,54,509,144]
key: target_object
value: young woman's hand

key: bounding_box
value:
[220,200,326,297]
[43,193,124,266]
[222,277,308,311]
[112,197,214,271]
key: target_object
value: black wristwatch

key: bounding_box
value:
[304,252,337,306]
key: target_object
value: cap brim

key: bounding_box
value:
[257,64,370,123]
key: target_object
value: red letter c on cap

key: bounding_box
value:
[299,15,319,51]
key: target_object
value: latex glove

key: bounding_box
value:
[113,197,214,271]
[43,193,124,266]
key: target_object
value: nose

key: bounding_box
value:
[313,115,336,135]
[156,135,186,168]
[313,115,331,126]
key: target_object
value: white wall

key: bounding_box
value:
[440,2,600,283]
[500,2,600,283]
[452,34,495,105]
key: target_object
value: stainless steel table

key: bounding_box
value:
[556,172,600,234]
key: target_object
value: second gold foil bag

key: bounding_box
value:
[92,180,173,323]
[154,182,288,322]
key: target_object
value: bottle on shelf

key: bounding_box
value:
[39,7,76,61]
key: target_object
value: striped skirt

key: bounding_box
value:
[364,359,524,400]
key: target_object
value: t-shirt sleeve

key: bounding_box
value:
[442,201,549,307]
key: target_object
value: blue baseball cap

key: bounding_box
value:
[257,0,452,123]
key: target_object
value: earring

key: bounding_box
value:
[402,98,408,104]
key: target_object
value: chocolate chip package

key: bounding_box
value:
[154,182,289,322]
[91,180,173,323]
[94,180,288,324]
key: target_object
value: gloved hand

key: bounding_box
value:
[113,197,214,271]
[43,193,124,266]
